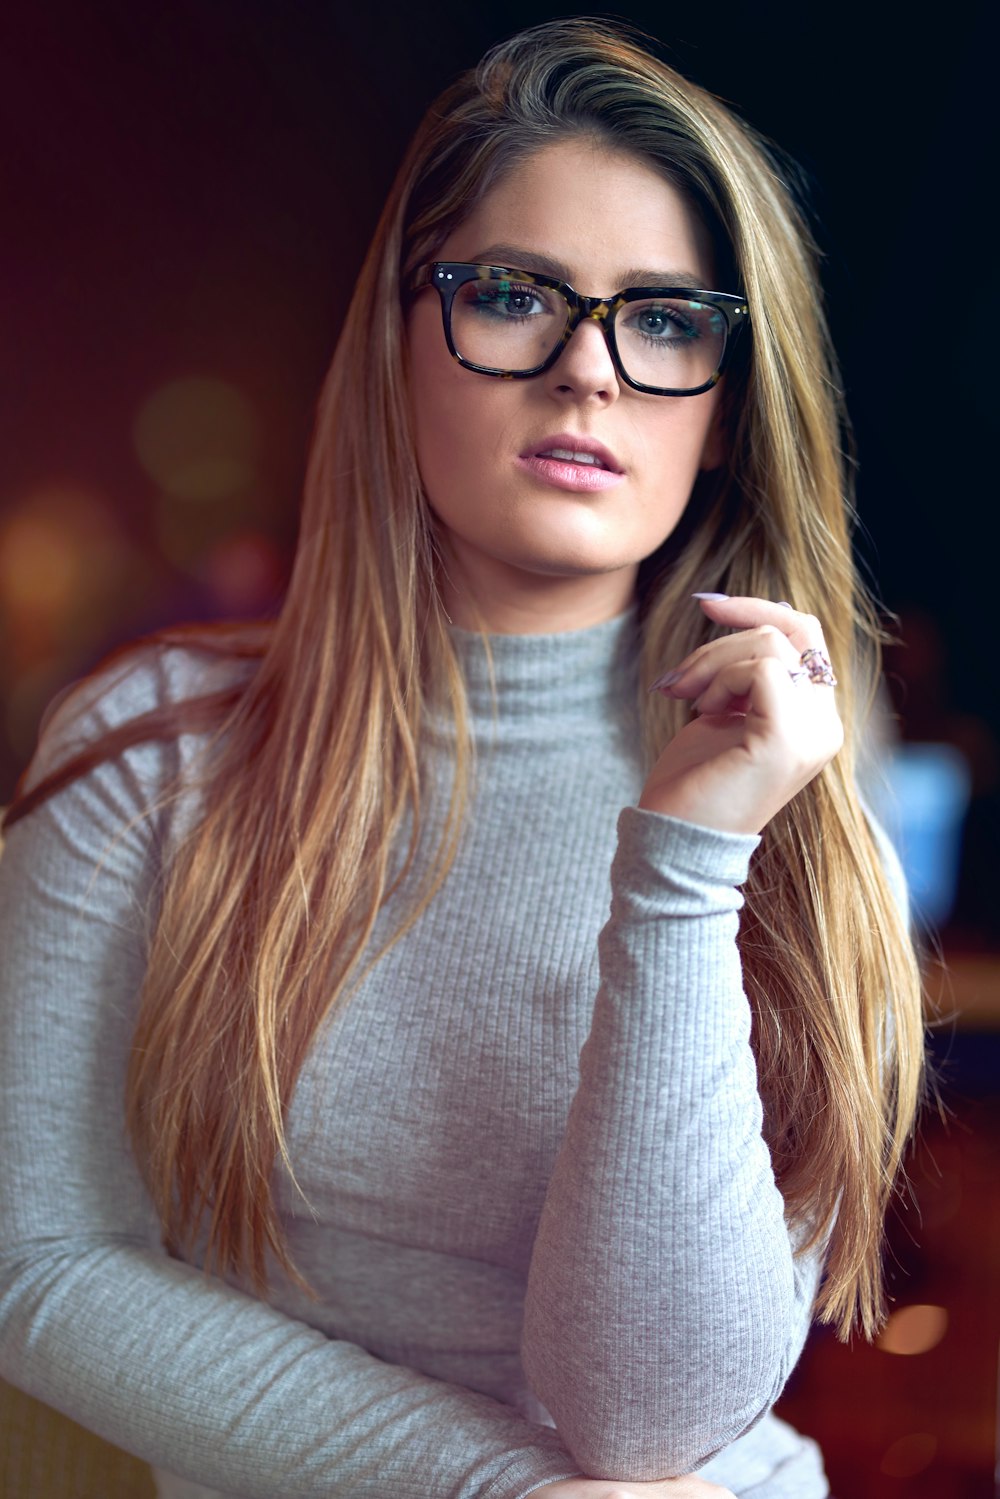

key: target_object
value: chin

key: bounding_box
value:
[537,553,640,579]
[500,538,637,578]
[504,514,649,571]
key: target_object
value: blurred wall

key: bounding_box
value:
[1,0,996,943]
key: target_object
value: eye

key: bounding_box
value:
[457,280,558,321]
[476,285,544,316]
[628,304,699,341]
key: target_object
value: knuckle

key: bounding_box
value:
[758,654,787,679]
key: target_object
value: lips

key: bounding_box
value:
[524,433,623,474]
[517,433,626,495]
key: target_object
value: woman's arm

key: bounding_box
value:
[521,599,840,1478]
[521,809,819,1479]
[0,657,580,1499]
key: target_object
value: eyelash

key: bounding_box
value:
[624,307,699,345]
[472,285,548,319]
[465,280,717,352]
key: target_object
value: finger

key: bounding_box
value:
[692,593,827,655]
[692,654,796,720]
[652,624,800,699]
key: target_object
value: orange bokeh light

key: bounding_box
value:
[876,1303,948,1356]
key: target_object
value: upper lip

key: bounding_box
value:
[523,433,624,473]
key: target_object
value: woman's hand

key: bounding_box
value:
[529,1478,737,1498]
[640,595,843,835]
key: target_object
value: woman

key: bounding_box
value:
[0,18,923,1499]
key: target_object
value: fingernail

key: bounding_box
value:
[649,668,683,693]
[692,591,729,601]
[777,600,793,609]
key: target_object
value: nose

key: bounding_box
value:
[541,315,620,405]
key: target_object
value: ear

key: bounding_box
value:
[698,394,727,473]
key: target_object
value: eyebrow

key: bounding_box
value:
[469,244,708,291]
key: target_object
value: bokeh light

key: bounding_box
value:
[0,485,133,647]
[133,376,257,501]
[876,1304,948,1356]
[0,510,81,618]
[878,1432,938,1479]
[0,483,140,768]
[201,530,285,614]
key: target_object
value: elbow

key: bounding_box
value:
[547,1392,788,1481]
[530,1396,780,1483]
[521,1316,795,1480]
[522,1231,814,1478]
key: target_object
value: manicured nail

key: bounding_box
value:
[692,591,729,601]
[649,668,683,693]
[777,600,793,609]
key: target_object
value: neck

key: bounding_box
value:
[447,605,640,730]
[437,547,639,635]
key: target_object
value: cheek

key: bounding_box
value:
[406,301,451,434]
[409,368,478,502]
[696,389,726,472]
[639,394,722,501]
[406,308,461,493]
[407,308,508,500]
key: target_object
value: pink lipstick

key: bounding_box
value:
[517,433,625,494]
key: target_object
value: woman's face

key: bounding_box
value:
[406,136,725,629]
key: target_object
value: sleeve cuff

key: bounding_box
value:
[611,806,760,920]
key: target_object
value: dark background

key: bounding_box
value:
[1,3,996,924]
[2,1,996,945]
[0,4,998,1493]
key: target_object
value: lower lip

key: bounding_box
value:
[518,454,625,493]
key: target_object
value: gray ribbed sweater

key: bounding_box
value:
[0,610,828,1498]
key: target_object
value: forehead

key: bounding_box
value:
[436,136,716,292]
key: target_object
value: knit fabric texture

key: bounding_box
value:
[0,610,828,1498]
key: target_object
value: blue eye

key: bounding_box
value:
[470,283,547,319]
[618,300,727,360]
[630,306,697,340]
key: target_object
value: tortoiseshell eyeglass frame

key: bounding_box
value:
[408,261,750,397]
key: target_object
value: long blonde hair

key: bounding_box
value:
[8,19,923,1338]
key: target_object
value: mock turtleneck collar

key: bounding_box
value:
[447,607,639,729]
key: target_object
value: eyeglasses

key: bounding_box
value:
[409,262,749,397]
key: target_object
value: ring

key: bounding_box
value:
[789,648,837,687]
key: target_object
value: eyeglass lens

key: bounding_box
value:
[449,276,728,391]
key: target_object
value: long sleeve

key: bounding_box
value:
[1,615,832,1499]
[0,659,579,1499]
[521,807,821,1479]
